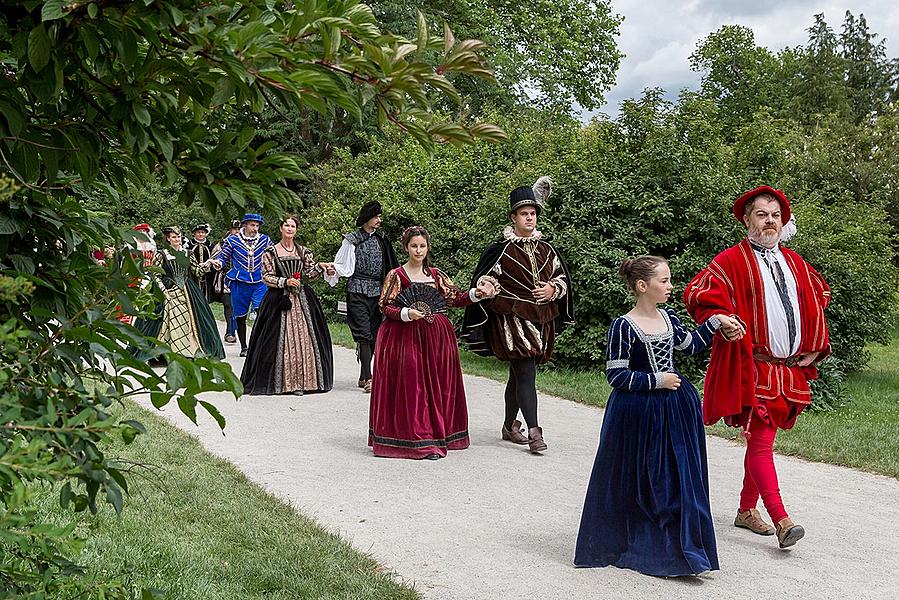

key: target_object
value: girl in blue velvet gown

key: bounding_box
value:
[574,256,744,576]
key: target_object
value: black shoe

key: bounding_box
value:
[239,348,247,357]
[424,453,442,460]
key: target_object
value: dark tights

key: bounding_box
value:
[222,293,234,336]
[237,316,248,350]
[358,341,374,380]
[504,357,538,429]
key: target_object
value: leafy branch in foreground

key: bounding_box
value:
[1,0,505,595]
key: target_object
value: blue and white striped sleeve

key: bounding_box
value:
[667,307,720,356]
[605,318,658,391]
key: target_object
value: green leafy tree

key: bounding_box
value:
[689,25,783,135]
[839,11,899,121]
[374,0,623,113]
[0,0,503,595]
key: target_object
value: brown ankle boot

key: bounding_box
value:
[775,517,805,549]
[528,427,547,453]
[734,508,775,536]
[501,420,528,444]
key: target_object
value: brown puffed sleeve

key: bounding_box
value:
[379,269,404,318]
[434,268,474,308]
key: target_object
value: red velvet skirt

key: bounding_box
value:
[369,314,470,459]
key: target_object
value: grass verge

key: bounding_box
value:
[329,323,899,479]
[31,400,419,600]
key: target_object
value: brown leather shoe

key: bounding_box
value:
[528,427,547,453]
[357,378,366,389]
[501,420,529,444]
[776,517,805,549]
[363,379,372,393]
[734,508,775,536]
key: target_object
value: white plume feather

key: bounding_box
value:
[532,176,552,206]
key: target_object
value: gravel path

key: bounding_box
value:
[137,342,899,600]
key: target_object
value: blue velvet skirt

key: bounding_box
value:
[574,375,719,576]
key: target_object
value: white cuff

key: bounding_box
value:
[400,307,412,322]
[469,288,481,302]
[278,277,286,288]
[707,315,722,330]
[652,372,666,389]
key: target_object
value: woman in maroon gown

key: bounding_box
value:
[369,226,498,459]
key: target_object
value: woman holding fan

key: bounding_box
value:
[369,226,498,459]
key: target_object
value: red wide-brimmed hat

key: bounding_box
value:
[732,185,792,224]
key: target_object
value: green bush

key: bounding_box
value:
[300,98,898,392]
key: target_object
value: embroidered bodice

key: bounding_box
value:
[261,246,322,291]
[155,248,206,289]
[346,229,384,296]
[605,307,720,391]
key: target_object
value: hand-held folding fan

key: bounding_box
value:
[392,283,447,323]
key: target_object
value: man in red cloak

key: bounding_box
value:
[684,186,831,550]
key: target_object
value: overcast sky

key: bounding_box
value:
[592,0,899,117]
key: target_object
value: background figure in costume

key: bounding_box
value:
[325,201,399,393]
[369,226,497,459]
[213,213,272,357]
[575,256,742,576]
[187,223,216,303]
[684,186,831,549]
[116,223,157,326]
[241,214,336,395]
[462,178,573,453]
[211,219,241,343]
[132,226,225,361]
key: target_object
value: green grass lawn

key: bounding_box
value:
[31,401,418,600]
[330,322,899,479]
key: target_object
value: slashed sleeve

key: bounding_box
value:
[261,249,284,289]
[378,270,404,320]
[302,246,323,280]
[434,269,477,308]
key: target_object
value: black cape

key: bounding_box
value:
[461,238,575,357]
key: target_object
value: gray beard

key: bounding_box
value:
[748,226,779,248]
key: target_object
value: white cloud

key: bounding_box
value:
[592,0,899,118]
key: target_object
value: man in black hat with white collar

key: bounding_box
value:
[326,201,399,393]
[462,177,574,453]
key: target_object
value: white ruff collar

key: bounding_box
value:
[503,226,542,242]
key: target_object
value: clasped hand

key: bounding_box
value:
[717,314,745,341]
[318,262,336,277]
[476,280,498,299]
[532,281,555,302]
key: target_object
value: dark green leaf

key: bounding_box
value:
[41,0,66,21]
[28,24,52,72]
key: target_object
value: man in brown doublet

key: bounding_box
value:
[462,180,574,453]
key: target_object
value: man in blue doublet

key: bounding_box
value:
[213,213,272,356]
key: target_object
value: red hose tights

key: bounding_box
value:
[739,415,788,524]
